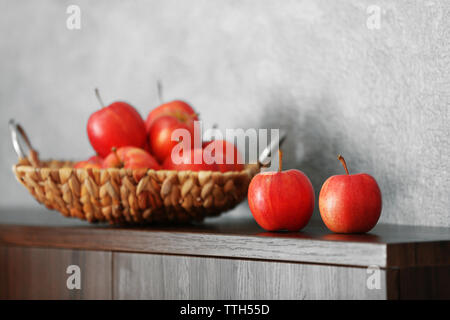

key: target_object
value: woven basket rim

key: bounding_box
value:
[13,161,260,175]
[12,159,260,225]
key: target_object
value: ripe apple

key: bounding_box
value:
[74,161,102,169]
[319,155,382,233]
[248,150,315,231]
[148,115,195,163]
[87,89,147,158]
[87,155,104,165]
[162,148,218,172]
[203,139,244,172]
[103,147,160,170]
[74,155,103,169]
[145,100,198,132]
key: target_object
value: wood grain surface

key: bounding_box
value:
[0,245,111,299]
[113,252,388,300]
[0,212,449,268]
[0,208,449,299]
[0,224,387,267]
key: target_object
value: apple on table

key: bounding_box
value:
[319,155,382,233]
[248,150,315,232]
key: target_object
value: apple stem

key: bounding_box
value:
[95,88,105,108]
[157,80,163,104]
[337,154,350,175]
[112,147,123,168]
[278,149,283,172]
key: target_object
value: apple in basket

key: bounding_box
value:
[73,155,103,169]
[202,139,244,172]
[145,94,199,163]
[248,150,315,231]
[87,89,147,158]
[162,147,218,172]
[145,99,198,132]
[148,114,196,163]
[103,147,160,170]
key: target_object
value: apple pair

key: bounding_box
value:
[248,153,382,234]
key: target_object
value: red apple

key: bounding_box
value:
[87,155,104,165]
[319,155,382,233]
[248,150,315,231]
[145,100,198,132]
[203,139,244,172]
[148,115,195,163]
[103,147,160,170]
[162,148,218,172]
[74,161,102,169]
[87,89,147,158]
[74,155,104,169]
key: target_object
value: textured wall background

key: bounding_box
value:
[0,0,448,227]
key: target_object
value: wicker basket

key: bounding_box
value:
[13,158,260,225]
[9,120,265,225]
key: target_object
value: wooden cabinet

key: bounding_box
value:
[0,209,449,300]
[0,246,111,299]
[113,252,389,299]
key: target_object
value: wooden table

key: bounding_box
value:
[0,207,449,299]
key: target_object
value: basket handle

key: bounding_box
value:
[9,119,41,167]
[258,131,286,167]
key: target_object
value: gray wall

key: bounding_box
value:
[0,0,448,227]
